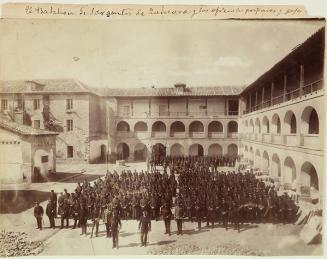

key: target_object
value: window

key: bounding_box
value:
[33,120,41,129]
[33,99,40,110]
[1,99,8,111]
[67,146,74,158]
[66,119,73,131]
[66,99,73,110]
[41,156,48,163]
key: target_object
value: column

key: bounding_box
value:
[131,99,134,116]
[186,97,189,116]
[148,98,151,117]
[249,95,252,111]
[255,91,258,109]
[270,82,274,105]
[224,99,227,115]
[300,64,304,96]
[261,87,265,107]
[205,98,208,116]
[167,98,170,116]
[283,74,287,102]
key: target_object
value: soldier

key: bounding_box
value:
[103,204,112,238]
[194,199,202,230]
[110,211,122,249]
[60,199,70,229]
[139,210,151,247]
[49,190,58,218]
[71,200,80,229]
[79,204,88,236]
[206,199,215,228]
[160,203,172,235]
[34,201,44,230]
[46,199,56,229]
[174,202,184,235]
[90,204,101,238]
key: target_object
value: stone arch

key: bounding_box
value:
[208,121,223,133]
[262,116,270,133]
[117,121,130,132]
[227,121,238,133]
[134,143,148,161]
[301,106,319,134]
[255,149,261,168]
[170,143,185,157]
[152,121,166,132]
[271,113,281,134]
[170,121,186,137]
[301,161,319,191]
[189,143,204,156]
[208,143,223,156]
[134,121,148,132]
[189,121,204,133]
[271,153,281,178]
[255,118,261,133]
[284,111,297,134]
[227,143,238,156]
[262,151,269,172]
[249,119,254,133]
[284,156,296,185]
[116,142,130,160]
[249,146,254,165]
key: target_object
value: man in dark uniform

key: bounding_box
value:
[90,204,101,238]
[110,211,122,249]
[103,204,112,238]
[49,190,58,218]
[60,199,70,229]
[34,201,44,230]
[79,204,88,236]
[71,200,80,229]
[174,202,184,235]
[139,210,151,247]
[160,203,172,235]
[46,199,56,229]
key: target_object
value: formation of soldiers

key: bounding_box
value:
[33,155,299,247]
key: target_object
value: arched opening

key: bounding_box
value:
[227,121,238,133]
[134,121,148,132]
[301,106,319,134]
[249,119,254,133]
[284,156,296,185]
[116,143,130,160]
[152,121,166,133]
[227,144,238,156]
[262,151,269,172]
[189,143,204,156]
[117,121,130,132]
[170,143,185,157]
[255,118,261,133]
[208,121,223,134]
[271,114,281,134]
[170,121,186,137]
[249,147,254,165]
[208,144,223,156]
[271,153,281,178]
[284,111,297,134]
[189,121,204,136]
[134,143,148,161]
[152,143,166,160]
[100,144,107,162]
[301,162,319,191]
[255,149,261,168]
[262,116,270,133]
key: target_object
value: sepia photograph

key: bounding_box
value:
[0,4,325,256]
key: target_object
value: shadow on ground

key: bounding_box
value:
[47,172,103,183]
[0,190,50,213]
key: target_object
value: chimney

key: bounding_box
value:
[174,83,186,93]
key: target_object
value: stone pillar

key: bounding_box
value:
[131,99,133,116]
[148,98,151,117]
[261,87,265,107]
[249,95,252,111]
[270,82,274,105]
[300,64,304,96]
[167,98,170,116]
[255,91,258,109]
[186,98,189,116]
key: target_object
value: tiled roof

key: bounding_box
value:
[93,86,245,97]
[0,117,58,136]
[0,79,90,94]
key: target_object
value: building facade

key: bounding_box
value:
[0,27,324,197]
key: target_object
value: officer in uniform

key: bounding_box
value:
[79,204,88,236]
[139,210,151,247]
[160,202,172,235]
[174,201,184,235]
[90,204,101,238]
[60,199,70,229]
[103,204,112,238]
[46,199,56,229]
[34,201,44,230]
[110,211,122,249]
[49,190,58,218]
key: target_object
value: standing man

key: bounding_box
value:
[60,199,70,229]
[174,201,184,235]
[34,201,44,230]
[103,204,112,238]
[46,199,56,229]
[79,204,88,236]
[110,211,122,249]
[90,204,101,238]
[160,202,172,235]
[49,190,58,218]
[139,210,151,247]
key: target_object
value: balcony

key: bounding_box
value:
[284,134,298,146]
[116,131,132,138]
[227,132,238,138]
[271,134,282,145]
[262,133,271,143]
[135,132,149,139]
[151,132,167,138]
[170,132,186,138]
[244,79,323,115]
[301,134,320,149]
[208,132,224,138]
[189,132,205,138]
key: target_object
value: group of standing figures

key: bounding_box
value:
[34,155,299,248]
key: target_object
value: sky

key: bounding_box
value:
[0,19,324,89]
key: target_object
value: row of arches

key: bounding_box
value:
[116,142,238,161]
[244,106,319,135]
[117,120,238,134]
[243,146,319,191]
